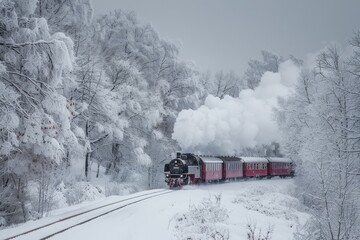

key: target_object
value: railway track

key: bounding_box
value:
[1,189,173,240]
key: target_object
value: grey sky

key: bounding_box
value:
[90,0,360,76]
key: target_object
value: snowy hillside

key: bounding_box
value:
[0,179,309,240]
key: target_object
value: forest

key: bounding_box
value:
[0,1,359,239]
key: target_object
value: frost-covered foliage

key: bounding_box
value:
[202,70,244,99]
[0,0,205,227]
[0,0,83,225]
[278,34,360,240]
[35,0,93,33]
[246,222,273,240]
[244,51,283,89]
[171,195,229,240]
[72,9,204,187]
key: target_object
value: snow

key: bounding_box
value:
[267,157,293,163]
[0,179,309,240]
[200,156,223,163]
[241,157,269,163]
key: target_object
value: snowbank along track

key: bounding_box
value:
[1,189,173,240]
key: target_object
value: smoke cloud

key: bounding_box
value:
[172,60,300,155]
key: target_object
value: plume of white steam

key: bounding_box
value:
[172,60,300,155]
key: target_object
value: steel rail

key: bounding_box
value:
[2,189,172,240]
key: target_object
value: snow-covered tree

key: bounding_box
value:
[279,39,360,240]
[244,50,282,89]
[202,70,243,99]
[0,0,82,223]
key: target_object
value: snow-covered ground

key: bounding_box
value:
[0,178,309,240]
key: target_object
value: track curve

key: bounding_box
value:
[2,189,173,240]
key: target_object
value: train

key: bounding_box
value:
[164,152,295,188]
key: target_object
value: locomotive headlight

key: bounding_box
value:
[180,174,183,178]
[166,174,169,177]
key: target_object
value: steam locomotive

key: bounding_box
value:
[164,152,294,188]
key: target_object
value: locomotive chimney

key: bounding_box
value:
[176,152,181,158]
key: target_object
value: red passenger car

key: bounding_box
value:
[219,156,243,179]
[267,157,294,177]
[200,156,223,182]
[241,157,268,178]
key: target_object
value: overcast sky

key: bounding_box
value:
[90,0,360,76]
